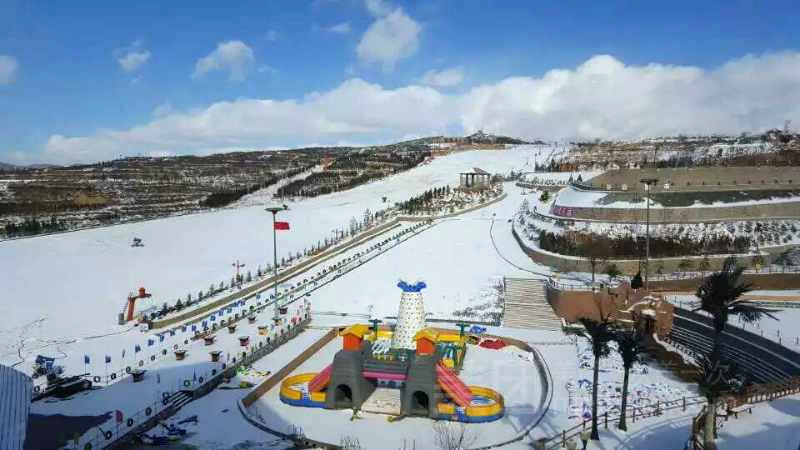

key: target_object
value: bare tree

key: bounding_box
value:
[580,236,610,286]
[340,436,363,450]
[433,422,477,450]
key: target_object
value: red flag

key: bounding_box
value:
[116,410,123,423]
[274,221,290,230]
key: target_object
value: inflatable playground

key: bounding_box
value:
[279,281,505,423]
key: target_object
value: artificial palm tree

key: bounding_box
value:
[693,256,776,449]
[579,318,615,440]
[614,329,643,431]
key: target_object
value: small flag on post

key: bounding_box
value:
[135,345,141,353]
[105,355,111,364]
[84,355,90,365]
[116,410,123,423]
[274,221,290,230]
[148,338,154,347]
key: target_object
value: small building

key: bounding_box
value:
[341,324,371,351]
[459,167,491,189]
[414,328,439,355]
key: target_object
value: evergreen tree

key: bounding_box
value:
[630,271,643,290]
[539,190,550,202]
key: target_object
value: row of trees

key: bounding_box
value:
[151,205,395,319]
[579,258,774,449]
[538,230,752,259]
[397,186,451,214]
[3,216,68,238]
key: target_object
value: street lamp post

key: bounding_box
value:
[231,260,245,286]
[640,178,658,291]
[266,204,288,319]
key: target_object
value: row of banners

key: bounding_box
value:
[84,298,252,365]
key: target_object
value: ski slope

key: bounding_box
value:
[0,146,551,346]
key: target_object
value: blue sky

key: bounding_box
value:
[1,0,799,164]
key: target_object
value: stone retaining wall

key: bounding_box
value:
[551,198,800,223]
[588,167,800,194]
[512,224,794,273]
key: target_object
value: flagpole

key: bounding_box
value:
[266,205,286,320]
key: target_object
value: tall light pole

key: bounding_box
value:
[640,178,658,291]
[231,260,245,286]
[266,204,288,319]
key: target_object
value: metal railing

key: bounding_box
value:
[541,396,707,449]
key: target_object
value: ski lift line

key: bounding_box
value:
[150,219,407,329]
[189,221,437,330]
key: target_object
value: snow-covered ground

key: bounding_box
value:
[11,142,798,449]
[31,300,311,450]
[0,147,548,359]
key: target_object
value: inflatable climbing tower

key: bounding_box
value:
[391,280,427,350]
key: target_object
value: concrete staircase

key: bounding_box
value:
[170,391,193,411]
[502,278,562,330]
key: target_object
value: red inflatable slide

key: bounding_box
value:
[435,362,473,408]
[308,364,332,392]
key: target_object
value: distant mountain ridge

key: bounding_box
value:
[0,133,532,170]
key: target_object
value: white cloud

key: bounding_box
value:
[193,40,255,81]
[24,52,800,164]
[327,22,351,34]
[0,55,19,84]
[117,50,151,72]
[356,8,421,71]
[421,67,464,87]
[364,0,392,17]
[152,101,173,118]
